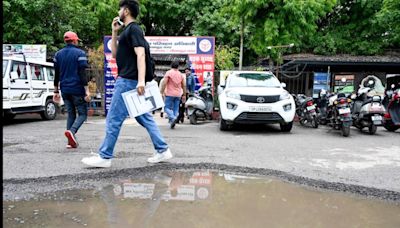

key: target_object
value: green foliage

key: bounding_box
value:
[226,0,337,59]
[310,0,400,55]
[3,0,119,54]
[215,45,239,70]
[3,0,399,63]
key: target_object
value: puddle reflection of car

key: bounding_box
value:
[218,71,295,132]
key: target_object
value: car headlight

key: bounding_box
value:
[226,91,241,100]
[280,90,291,100]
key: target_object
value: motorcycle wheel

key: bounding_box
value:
[299,119,306,126]
[311,116,318,128]
[341,125,350,137]
[383,120,399,132]
[368,124,377,135]
[189,114,197,125]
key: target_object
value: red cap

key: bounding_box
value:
[64,31,81,41]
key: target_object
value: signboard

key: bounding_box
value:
[312,72,330,98]
[103,36,118,116]
[3,44,47,62]
[334,74,355,94]
[104,36,215,116]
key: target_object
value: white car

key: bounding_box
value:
[218,71,295,131]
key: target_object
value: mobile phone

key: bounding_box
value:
[117,18,124,26]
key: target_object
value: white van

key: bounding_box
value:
[2,56,63,120]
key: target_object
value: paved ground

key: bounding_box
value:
[3,112,400,199]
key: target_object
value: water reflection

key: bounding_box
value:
[3,170,400,228]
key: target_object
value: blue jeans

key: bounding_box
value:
[88,98,97,109]
[62,93,87,134]
[164,96,181,123]
[99,78,168,159]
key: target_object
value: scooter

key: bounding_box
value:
[185,86,213,125]
[351,80,386,135]
[383,86,400,132]
[327,92,353,137]
[294,94,318,128]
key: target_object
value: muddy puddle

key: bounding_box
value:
[3,170,400,227]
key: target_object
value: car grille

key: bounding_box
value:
[235,112,283,122]
[240,95,280,103]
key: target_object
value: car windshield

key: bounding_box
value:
[3,60,8,78]
[227,73,281,88]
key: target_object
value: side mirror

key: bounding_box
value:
[10,72,19,81]
[281,82,287,88]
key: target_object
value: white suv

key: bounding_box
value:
[218,71,295,131]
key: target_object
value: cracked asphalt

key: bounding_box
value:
[3,113,400,201]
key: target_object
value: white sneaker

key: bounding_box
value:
[81,154,111,168]
[147,149,173,163]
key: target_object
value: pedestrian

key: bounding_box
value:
[160,61,186,129]
[53,31,90,149]
[185,67,196,95]
[88,76,98,111]
[205,72,213,87]
[81,0,172,168]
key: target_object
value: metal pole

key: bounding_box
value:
[239,16,244,70]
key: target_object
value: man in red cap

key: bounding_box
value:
[53,31,90,149]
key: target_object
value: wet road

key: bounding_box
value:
[3,113,400,199]
[3,170,400,227]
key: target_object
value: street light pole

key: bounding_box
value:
[267,43,294,79]
[239,16,244,70]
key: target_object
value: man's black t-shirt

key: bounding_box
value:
[116,22,149,80]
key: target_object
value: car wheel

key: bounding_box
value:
[280,121,293,132]
[219,117,230,131]
[40,99,57,120]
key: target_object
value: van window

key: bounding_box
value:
[46,67,55,81]
[30,64,45,81]
[11,61,28,80]
[3,60,8,78]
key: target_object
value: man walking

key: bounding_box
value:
[53,31,90,149]
[81,0,172,168]
[185,67,196,95]
[160,61,186,129]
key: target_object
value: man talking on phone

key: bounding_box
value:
[82,0,172,168]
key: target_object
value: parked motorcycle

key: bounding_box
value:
[185,86,213,125]
[327,92,353,137]
[351,80,386,135]
[294,94,318,128]
[316,89,329,125]
[383,85,400,132]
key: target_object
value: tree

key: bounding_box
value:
[215,45,239,70]
[226,0,337,61]
[310,0,399,55]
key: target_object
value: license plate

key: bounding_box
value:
[249,106,272,112]
[306,105,315,111]
[371,115,382,121]
[338,108,350,114]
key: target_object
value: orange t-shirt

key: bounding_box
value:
[164,69,183,97]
